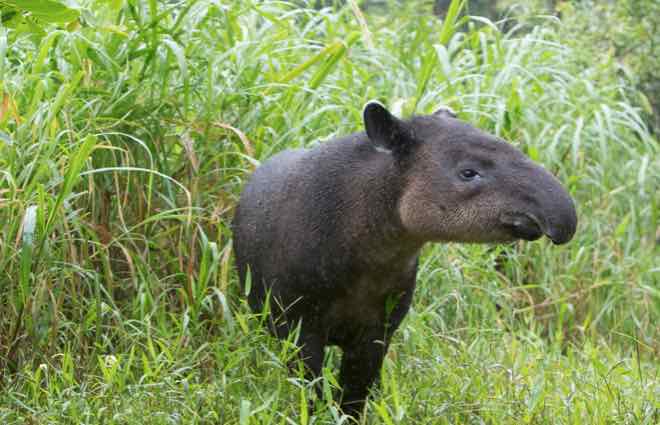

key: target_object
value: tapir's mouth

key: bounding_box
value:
[499,212,545,242]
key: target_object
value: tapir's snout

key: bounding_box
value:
[500,164,577,245]
[542,191,577,244]
[536,171,577,245]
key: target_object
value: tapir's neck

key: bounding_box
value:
[335,142,424,268]
[360,232,424,271]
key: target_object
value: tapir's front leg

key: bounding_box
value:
[338,288,414,418]
[338,331,390,418]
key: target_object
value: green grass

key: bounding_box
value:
[0,0,658,423]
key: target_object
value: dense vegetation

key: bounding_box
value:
[0,0,657,423]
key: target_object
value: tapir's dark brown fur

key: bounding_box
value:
[232,102,577,417]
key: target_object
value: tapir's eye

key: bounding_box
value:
[459,169,480,181]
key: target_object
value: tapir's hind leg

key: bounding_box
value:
[279,321,327,411]
[298,330,325,381]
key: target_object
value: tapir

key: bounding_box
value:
[232,102,577,417]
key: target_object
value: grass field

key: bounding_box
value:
[0,0,658,423]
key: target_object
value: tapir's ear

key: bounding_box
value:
[363,101,412,152]
[432,106,457,118]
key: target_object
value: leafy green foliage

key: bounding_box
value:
[557,0,660,131]
[0,0,657,423]
[0,0,80,41]
[2,0,79,23]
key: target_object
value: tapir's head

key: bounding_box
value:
[363,101,577,245]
